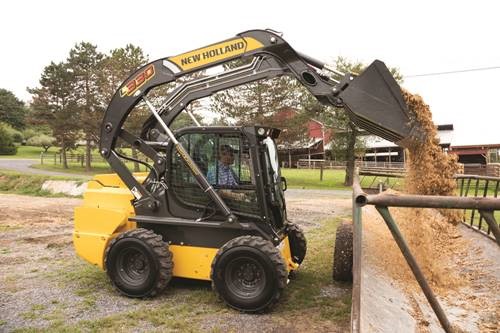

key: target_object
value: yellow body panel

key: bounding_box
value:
[74,174,138,269]
[74,173,300,278]
[169,245,218,280]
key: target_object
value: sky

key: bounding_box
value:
[1,0,499,146]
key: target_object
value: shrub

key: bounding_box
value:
[0,123,17,155]
[27,134,56,152]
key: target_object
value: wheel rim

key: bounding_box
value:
[116,247,150,286]
[225,256,267,299]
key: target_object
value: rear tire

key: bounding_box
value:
[105,228,173,298]
[332,223,353,282]
[286,222,307,265]
[211,236,287,313]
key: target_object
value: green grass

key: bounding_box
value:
[278,217,351,321]
[32,162,150,176]
[0,145,137,160]
[31,163,114,176]
[0,170,78,196]
[457,178,499,197]
[463,209,500,233]
[282,168,349,190]
[0,145,59,159]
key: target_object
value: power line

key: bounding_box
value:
[404,66,500,78]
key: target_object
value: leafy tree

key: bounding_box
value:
[27,134,56,152]
[28,62,80,168]
[99,44,148,171]
[211,67,306,147]
[1,123,24,143]
[0,122,17,155]
[212,75,301,125]
[0,89,27,129]
[22,128,38,142]
[68,42,105,171]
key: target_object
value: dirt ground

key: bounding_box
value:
[0,190,352,332]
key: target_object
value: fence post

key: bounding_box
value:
[320,165,324,181]
[40,152,44,165]
[54,153,56,165]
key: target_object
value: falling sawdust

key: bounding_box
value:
[364,204,467,293]
[402,91,460,197]
[366,91,465,292]
[364,91,499,332]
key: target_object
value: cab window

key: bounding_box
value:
[170,132,258,216]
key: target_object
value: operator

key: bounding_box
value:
[207,144,249,202]
[207,144,239,186]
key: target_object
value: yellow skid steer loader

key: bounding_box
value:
[74,29,415,312]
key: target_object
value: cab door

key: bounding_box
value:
[169,130,261,220]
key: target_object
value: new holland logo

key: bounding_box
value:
[168,37,264,71]
[180,41,245,67]
[120,65,155,97]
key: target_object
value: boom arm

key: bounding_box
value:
[99,29,415,216]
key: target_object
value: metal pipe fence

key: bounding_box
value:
[350,172,500,333]
[357,172,500,240]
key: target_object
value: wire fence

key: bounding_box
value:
[40,152,105,166]
[40,151,152,172]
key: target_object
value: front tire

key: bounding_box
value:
[105,228,173,298]
[332,222,353,282]
[211,236,287,313]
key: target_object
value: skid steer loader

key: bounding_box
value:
[74,29,417,312]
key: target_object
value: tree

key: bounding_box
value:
[68,42,105,172]
[0,122,17,155]
[0,89,27,129]
[1,122,24,144]
[99,44,148,171]
[27,134,56,152]
[28,62,80,169]
[211,69,306,147]
[212,75,301,125]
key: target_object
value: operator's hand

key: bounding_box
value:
[219,190,248,201]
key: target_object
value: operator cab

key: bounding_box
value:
[163,125,287,231]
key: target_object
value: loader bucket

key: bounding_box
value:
[339,60,421,147]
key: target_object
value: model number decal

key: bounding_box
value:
[120,65,155,97]
[176,145,200,176]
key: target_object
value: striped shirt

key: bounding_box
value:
[207,161,238,186]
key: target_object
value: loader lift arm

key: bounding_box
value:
[99,29,414,217]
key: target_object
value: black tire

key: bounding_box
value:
[105,228,173,298]
[332,223,353,282]
[286,222,307,265]
[211,236,287,313]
